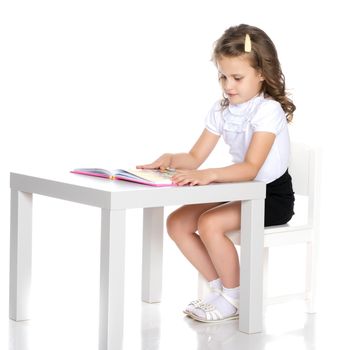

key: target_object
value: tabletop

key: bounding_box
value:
[10,172,266,209]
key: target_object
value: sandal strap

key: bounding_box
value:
[188,299,203,307]
[196,302,223,321]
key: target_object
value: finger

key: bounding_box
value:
[159,165,170,171]
[178,177,193,186]
[172,175,189,184]
[171,175,184,185]
[137,163,160,169]
[171,174,180,182]
[172,171,190,179]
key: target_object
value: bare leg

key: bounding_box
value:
[167,203,223,282]
[197,201,241,288]
[169,202,242,320]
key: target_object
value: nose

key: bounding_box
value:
[223,77,236,91]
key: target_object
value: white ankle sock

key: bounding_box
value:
[208,278,222,292]
[222,286,240,300]
[193,285,239,319]
[204,278,222,302]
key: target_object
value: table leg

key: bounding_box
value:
[142,207,164,303]
[239,198,264,333]
[99,208,126,350]
[9,190,33,321]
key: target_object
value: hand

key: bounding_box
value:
[137,153,173,171]
[171,169,216,186]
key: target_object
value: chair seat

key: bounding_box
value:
[226,221,313,247]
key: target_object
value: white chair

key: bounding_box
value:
[198,142,321,313]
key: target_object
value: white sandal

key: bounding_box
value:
[183,298,203,315]
[183,288,222,316]
[190,291,239,323]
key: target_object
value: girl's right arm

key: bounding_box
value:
[137,129,220,171]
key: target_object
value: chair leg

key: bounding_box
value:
[197,273,210,299]
[305,239,319,313]
[263,247,269,311]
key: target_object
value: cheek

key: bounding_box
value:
[251,77,263,90]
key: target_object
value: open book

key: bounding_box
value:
[71,168,176,187]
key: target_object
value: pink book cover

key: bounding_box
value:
[71,168,176,187]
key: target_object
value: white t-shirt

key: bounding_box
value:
[205,94,290,183]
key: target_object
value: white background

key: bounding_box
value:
[1,1,349,349]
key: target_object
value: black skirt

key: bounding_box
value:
[264,170,295,227]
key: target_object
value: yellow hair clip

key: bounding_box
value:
[244,34,252,53]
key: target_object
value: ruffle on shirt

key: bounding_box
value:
[223,94,264,133]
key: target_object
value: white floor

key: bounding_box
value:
[3,297,348,350]
[1,197,349,350]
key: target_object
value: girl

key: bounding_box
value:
[138,24,295,323]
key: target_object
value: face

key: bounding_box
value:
[217,55,264,105]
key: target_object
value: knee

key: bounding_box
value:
[166,211,186,241]
[197,212,221,241]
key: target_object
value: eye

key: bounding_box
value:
[234,76,243,81]
[218,74,227,81]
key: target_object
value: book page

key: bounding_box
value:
[115,168,175,184]
[74,168,112,176]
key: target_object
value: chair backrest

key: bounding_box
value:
[288,142,321,226]
[289,143,315,196]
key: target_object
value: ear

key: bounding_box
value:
[258,71,265,82]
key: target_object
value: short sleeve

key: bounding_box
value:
[205,101,223,135]
[250,100,287,135]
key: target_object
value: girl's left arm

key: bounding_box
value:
[172,132,275,186]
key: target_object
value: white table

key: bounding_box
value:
[9,172,266,349]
